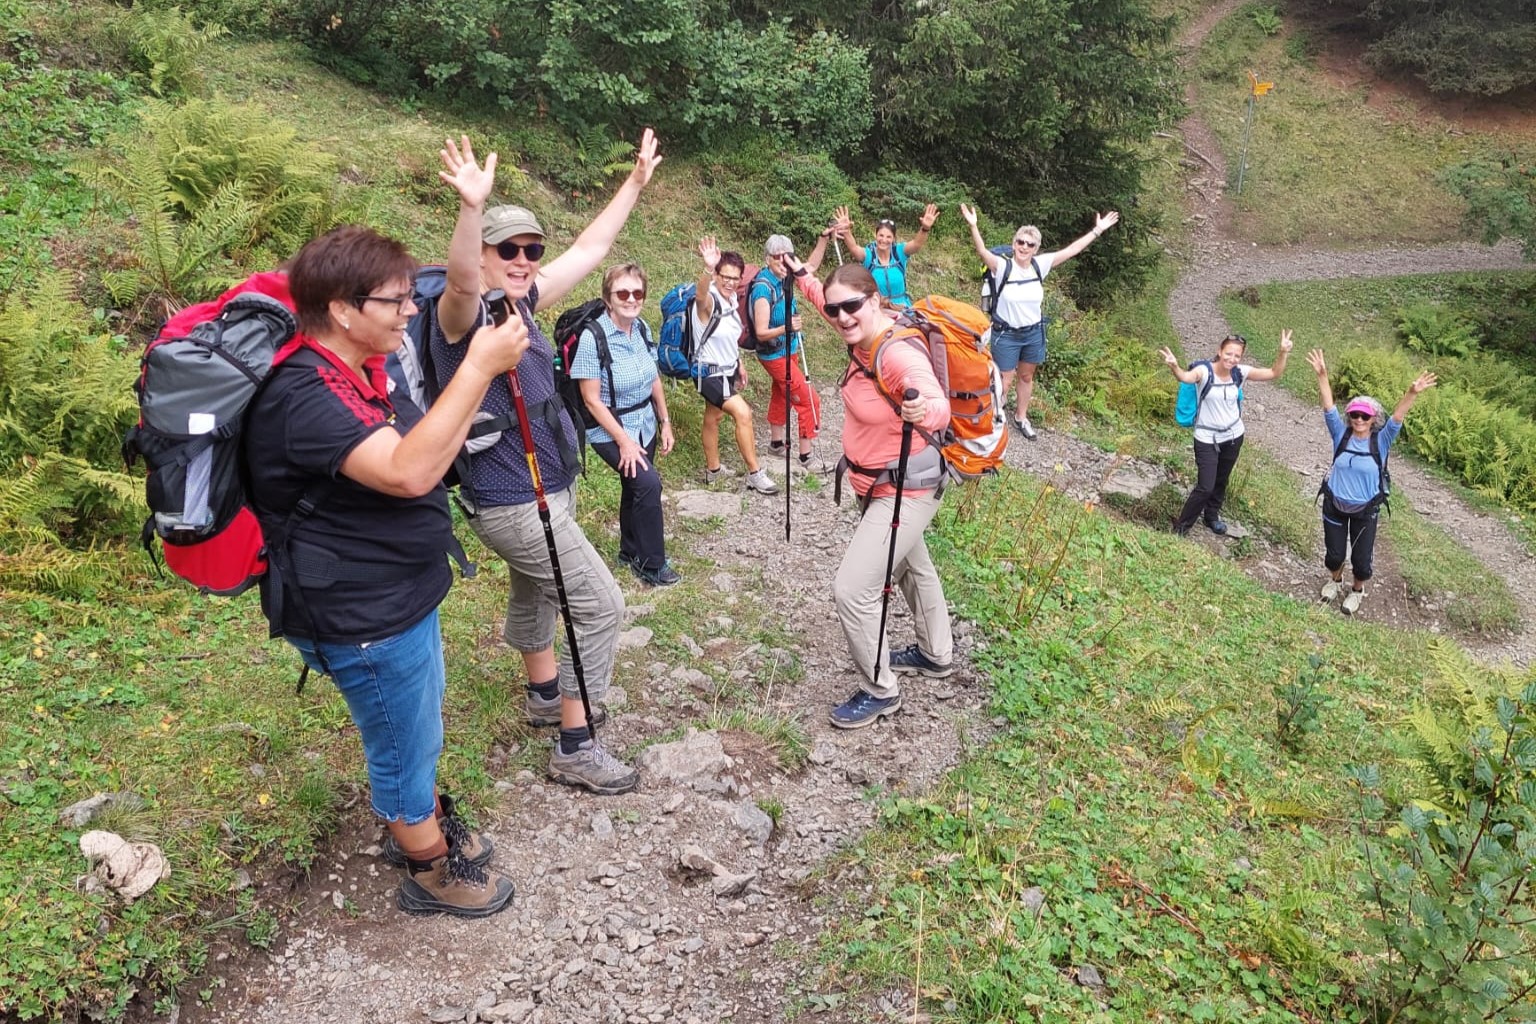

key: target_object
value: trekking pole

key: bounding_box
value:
[872,388,919,692]
[783,269,794,542]
[487,290,598,742]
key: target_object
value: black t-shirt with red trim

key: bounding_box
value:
[244,337,454,644]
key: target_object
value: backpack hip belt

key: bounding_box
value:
[833,443,946,509]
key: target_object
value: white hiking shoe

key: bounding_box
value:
[1320,579,1344,603]
[745,468,779,495]
[1342,588,1365,615]
[1015,416,1038,440]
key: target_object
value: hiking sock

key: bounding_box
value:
[558,727,589,755]
[403,836,450,873]
[527,678,559,701]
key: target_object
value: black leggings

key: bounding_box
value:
[1321,493,1380,582]
[591,435,665,572]
[1174,435,1244,532]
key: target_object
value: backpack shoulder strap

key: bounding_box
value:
[1196,360,1217,404]
[1030,257,1042,281]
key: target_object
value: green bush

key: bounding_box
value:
[1395,301,1478,359]
[854,169,969,240]
[109,3,227,96]
[82,97,346,313]
[701,144,857,248]
[1037,312,1172,424]
[1351,652,1536,1023]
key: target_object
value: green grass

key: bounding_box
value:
[817,468,1515,1021]
[1380,491,1522,634]
[1192,3,1536,245]
[1220,444,1318,557]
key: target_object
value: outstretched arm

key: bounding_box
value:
[694,236,719,320]
[1305,349,1335,410]
[959,204,1003,273]
[1158,347,1201,384]
[903,203,940,256]
[533,129,662,311]
[1392,372,1437,423]
[834,205,867,264]
[437,136,498,343]
[1045,211,1119,267]
[803,228,830,275]
[1244,329,1293,382]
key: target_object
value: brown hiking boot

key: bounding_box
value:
[381,794,494,868]
[396,841,514,918]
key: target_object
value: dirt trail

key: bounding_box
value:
[1166,2,1534,667]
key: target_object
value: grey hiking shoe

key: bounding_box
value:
[745,468,779,495]
[382,794,493,867]
[795,455,834,476]
[1014,416,1038,440]
[1342,588,1365,615]
[1320,579,1344,603]
[396,841,514,918]
[889,644,954,679]
[704,465,738,484]
[526,690,608,729]
[548,738,639,795]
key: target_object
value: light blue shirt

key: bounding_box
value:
[569,312,658,447]
[864,242,911,308]
[1324,408,1401,509]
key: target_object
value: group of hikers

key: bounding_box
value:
[231,129,1434,921]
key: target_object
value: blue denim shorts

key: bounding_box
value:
[287,610,445,824]
[990,322,1047,372]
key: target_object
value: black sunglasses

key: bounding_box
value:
[494,240,546,261]
[823,295,869,318]
[1222,333,1248,344]
[1348,411,1373,421]
[877,219,896,229]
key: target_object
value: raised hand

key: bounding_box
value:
[699,236,720,271]
[1279,328,1294,353]
[438,136,497,209]
[959,203,979,227]
[1093,210,1120,234]
[834,205,852,234]
[1410,371,1438,394]
[1305,349,1327,376]
[920,203,940,230]
[1157,346,1180,369]
[628,128,663,189]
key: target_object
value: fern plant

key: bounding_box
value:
[1351,646,1536,1023]
[82,98,346,314]
[109,4,228,97]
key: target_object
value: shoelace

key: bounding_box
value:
[443,848,489,888]
[440,812,473,851]
[583,741,628,775]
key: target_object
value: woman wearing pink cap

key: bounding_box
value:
[1306,349,1436,614]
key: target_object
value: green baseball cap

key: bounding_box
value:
[482,205,545,245]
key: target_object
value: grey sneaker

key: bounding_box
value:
[1014,416,1038,440]
[548,738,639,795]
[745,468,779,495]
[1320,579,1344,603]
[1342,588,1365,615]
[526,690,609,729]
[704,465,738,484]
[795,455,834,476]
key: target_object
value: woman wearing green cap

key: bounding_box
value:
[429,131,662,797]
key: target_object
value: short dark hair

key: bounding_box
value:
[717,251,745,274]
[288,225,418,335]
[824,262,878,297]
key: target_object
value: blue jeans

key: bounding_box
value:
[287,610,445,824]
[990,322,1047,371]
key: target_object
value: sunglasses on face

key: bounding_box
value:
[611,288,646,302]
[1348,411,1373,421]
[494,240,546,261]
[1014,238,1038,247]
[823,295,869,318]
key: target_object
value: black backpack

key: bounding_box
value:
[550,300,655,446]
[1320,428,1391,513]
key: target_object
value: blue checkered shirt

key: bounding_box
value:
[568,311,658,446]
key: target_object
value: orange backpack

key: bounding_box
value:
[862,296,1007,479]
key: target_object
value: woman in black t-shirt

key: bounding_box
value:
[245,225,528,918]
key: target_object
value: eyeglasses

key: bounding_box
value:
[494,240,546,261]
[716,273,741,284]
[354,292,415,312]
[1013,238,1038,247]
[611,288,646,302]
[1348,411,1373,421]
[823,295,870,318]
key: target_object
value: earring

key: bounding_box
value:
[341,320,351,331]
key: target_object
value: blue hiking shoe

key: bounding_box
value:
[829,689,903,730]
[888,644,954,679]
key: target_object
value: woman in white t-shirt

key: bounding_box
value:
[960,203,1118,440]
[1158,330,1292,535]
[692,236,778,495]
